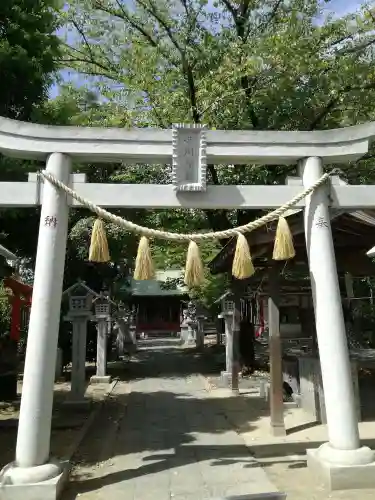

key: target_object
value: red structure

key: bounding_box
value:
[4,277,33,341]
[134,296,185,335]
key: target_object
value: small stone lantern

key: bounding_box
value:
[218,292,236,386]
[62,281,97,404]
[69,293,92,317]
[222,295,235,315]
[94,295,110,319]
[91,291,113,384]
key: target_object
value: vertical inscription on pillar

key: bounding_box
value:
[315,216,328,228]
[172,123,207,191]
[44,215,58,228]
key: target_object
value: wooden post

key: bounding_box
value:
[268,260,286,436]
[231,288,242,394]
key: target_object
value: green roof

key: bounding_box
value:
[121,270,188,297]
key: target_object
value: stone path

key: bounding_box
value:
[205,371,375,500]
[63,338,281,500]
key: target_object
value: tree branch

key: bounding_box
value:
[59,56,116,81]
[256,0,283,37]
[223,1,259,128]
[309,81,375,130]
[221,0,237,18]
[179,0,190,17]
[93,0,179,67]
[69,18,95,61]
[136,0,184,54]
[336,37,375,55]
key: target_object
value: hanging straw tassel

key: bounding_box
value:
[232,233,255,279]
[272,216,296,261]
[89,219,111,262]
[134,236,154,280]
[184,240,205,288]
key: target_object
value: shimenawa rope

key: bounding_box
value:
[39,170,330,242]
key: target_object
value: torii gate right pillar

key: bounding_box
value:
[300,157,375,489]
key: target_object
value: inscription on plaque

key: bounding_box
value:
[172,123,207,192]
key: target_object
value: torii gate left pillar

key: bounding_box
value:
[2,153,71,493]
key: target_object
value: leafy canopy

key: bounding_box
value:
[0,0,61,120]
[50,1,375,303]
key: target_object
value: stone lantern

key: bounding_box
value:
[218,292,236,385]
[94,295,110,319]
[91,291,114,383]
[222,296,235,315]
[63,281,96,403]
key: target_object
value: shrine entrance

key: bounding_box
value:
[1,118,375,497]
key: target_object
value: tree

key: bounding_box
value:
[52,1,375,303]
[0,0,61,120]
[59,0,375,224]
[0,0,62,263]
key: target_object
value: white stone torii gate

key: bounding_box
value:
[1,118,375,496]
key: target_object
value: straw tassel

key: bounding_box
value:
[232,233,255,279]
[272,216,296,261]
[89,219,110,263]
[134,236,154,280]
[184,240,205,288]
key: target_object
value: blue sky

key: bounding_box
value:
[328,0,365,16]
[51,0,366,99]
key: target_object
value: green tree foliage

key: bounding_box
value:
[60,0,375,194]
[61,1,375,133]
[0,0,61,120]
[53,1,375,303]
[0,0,62,264]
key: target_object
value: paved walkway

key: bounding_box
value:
[63,338,280,500]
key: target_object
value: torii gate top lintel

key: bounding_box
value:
[0,115,373,165]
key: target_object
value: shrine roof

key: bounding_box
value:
[122,270,188,297]
[209,209,375,277]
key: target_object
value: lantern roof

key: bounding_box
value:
[62,280,100,298]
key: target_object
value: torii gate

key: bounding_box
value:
[1,118,375,495]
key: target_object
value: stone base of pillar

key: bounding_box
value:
[90,375,111,384]
[270,423,287,437]
[0,459,68,500]
[307,443,375,490]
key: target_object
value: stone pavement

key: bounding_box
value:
[205,373,375,500]
[63,338,282,500]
